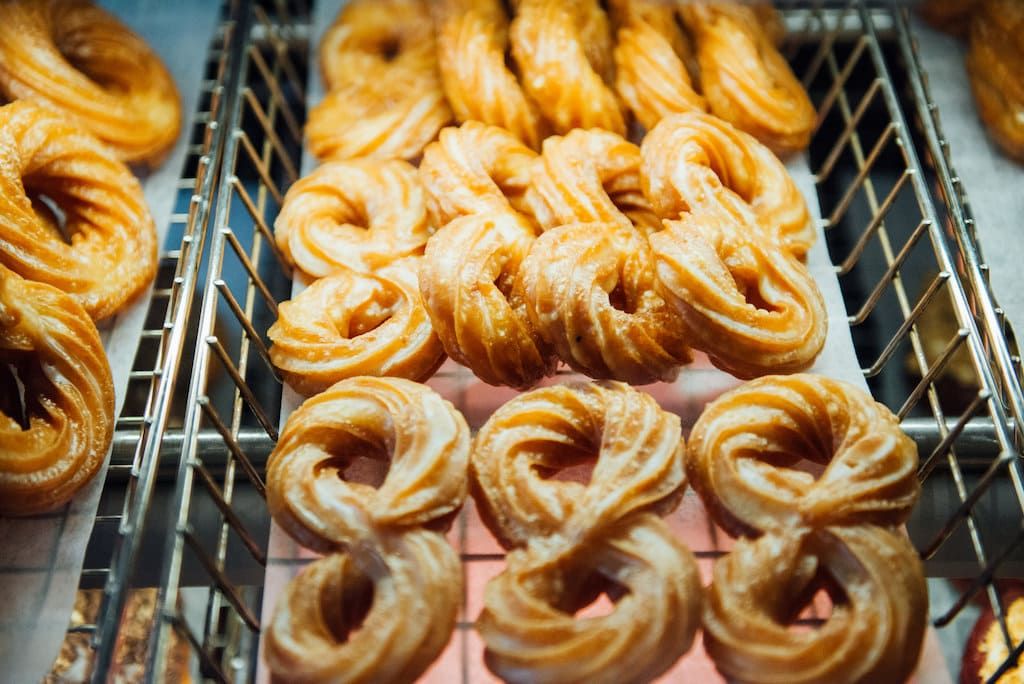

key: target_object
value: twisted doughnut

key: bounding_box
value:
[419,121,538,227]
[268,262,445,396]
[525,128,660,235]
[309,0,451,162]
[434,0,547,149]
[680,2,816,156]
[274,159,431,279]
[0,0,181,166]
[0,101,157,320]
[510,0,626,136]
[264,377,469,683]
[610,0,707,131]
[966,0,1024,161]
[472,382,701,683]
[641,114,826,377]
[518,223,691,384]
[0,264,114,516]
[687,374,926,684]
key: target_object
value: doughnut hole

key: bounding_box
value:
[0,362,29,431]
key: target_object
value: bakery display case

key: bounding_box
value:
[3,0,1024,681]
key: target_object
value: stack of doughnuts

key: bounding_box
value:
[0,0,177,514]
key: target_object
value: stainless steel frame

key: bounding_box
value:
[64,1,1024,682]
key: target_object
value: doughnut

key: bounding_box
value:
[0,0,181,166]
[268,261,446,396]
[419,121,538,228]
[518,223,692,385]
[419,211,553,389]
[525,128,661,235]
[641,114,826,377]
[687,374,927,684]
[641,111,815,258]
[0,101,158,320]
[610,0,707,131]
[274,158,431,279]
[918,0,982,36]
[0,264,114,516]
[680,2,816,156]
[264,376,469,683]
[472,382,702,683]
[966,0,1024,162]
[434,0,547,149]
[308,0,452,162]
[510,0,626,136]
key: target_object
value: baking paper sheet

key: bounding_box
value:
[0,2,221,681]
[254,2,951,681]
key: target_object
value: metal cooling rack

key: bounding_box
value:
[64,1,1024,682]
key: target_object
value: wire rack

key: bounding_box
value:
[65,1,1024,682]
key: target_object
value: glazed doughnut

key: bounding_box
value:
[268,261,445,396]
[472,382,701,683]
[0,0,181,166]
[641,114,826,377]
[419,211,554,389]
[419,121,538,228]
[966,0,1024,162]
[518,223,692,384]
[434,0,547,149]
[510,0,626,136]
[525,128,661,235]
[0,264,114,516]
[641,111,815,258]
[680,2,816,156]
[610,0,707,131]
[0,101,157,320]
[687,374,926,684]
[274,159,431,279]
[264,376,469,683]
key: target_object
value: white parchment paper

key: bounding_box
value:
[0,2,221,681]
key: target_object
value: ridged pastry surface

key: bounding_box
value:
[268,261,445,396]
[0,264,114,516]
[510,0,626,136]
[0,0,181,166]
[687,374,926,684]
[0,101,158,320]
[434,0,547,149]
[472,382,701,683]
[274,158,431,279]
[966,0,1024,161]
[681,2,816,156]
[264,377,469,683]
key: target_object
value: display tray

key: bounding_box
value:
[31,1,1024,682]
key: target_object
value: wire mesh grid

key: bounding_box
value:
[76,1,1024,681]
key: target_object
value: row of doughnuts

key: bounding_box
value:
[0,0,180,514]
[263,373,927,683]
[309,0,815,161]
[269,112,827,392]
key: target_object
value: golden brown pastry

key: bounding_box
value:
[510,0,626,136]
[264,376,469,683]
[641,114,826,378]
[525,128,661,235]
[918,0,982,36]
[680,2,816,156]
[518,223,692,384]
[0,264,114,516]
[419,211,554,389]
[434,0,547,149]
[274,159,431,279]
[268,261,445,396]
[0,101,157,320]
[966,0,1024,162]
[419,120,538,228]
[0,0,181,166]
[687,374,927,684]
[472,382,702,683]
[308,0,452,161]
[610,0,707,131]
